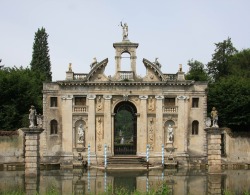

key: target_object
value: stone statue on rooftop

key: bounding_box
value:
[90,57,97,68]
[120,22,128,41]
[29,105,36,128]
[211,107,219,127]
[154,58,162,69]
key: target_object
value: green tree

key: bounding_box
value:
[185,59,209,81]
[0,67,42,130]
[207,37,238,81]
[229,48,250,78]
[208,76,250,131]
[30,27,52,81]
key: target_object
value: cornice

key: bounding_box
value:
[57,81,194,87]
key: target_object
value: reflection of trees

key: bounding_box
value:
[115,110,134,141]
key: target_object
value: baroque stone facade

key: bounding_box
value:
[41,37,208,167]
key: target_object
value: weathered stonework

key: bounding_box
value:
[41,36,208,167]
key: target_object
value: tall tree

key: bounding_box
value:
[185,59,209,81]
[30,27,52,81]
[207,37,237,81]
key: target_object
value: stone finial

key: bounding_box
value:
[68,63,72,72]
[179,64,182,72]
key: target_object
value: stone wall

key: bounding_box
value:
[223,129,250,163]
[0,129,24,164]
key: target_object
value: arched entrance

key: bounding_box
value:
[114,101,137,155]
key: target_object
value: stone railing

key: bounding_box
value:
[163,106,178,113]
[74,73,88,80]
[73,106,88,113]
[164,74,177,81]
[118,71,134,80]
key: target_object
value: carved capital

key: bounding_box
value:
[177,96,189,100]
[87,94,96,100]
[61,95,73,100]
[139,95,148,100]
[155,95,164,100]
[104,95,112,100]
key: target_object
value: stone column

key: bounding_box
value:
[205,127,222,173]
[21,127,44,195]
[87,95,96,164]
[103,95,112,155]
[61,95,73,166]
[138,95,148,155]
[154,95,164,155]
[176,96,189,164]
[205,127,222,195]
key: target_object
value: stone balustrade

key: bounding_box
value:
[74,73,88,80]
[163,106,178,113]
[73,106,88,113]
[118,71,134,80]
[164,74,177,81]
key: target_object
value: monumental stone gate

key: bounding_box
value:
[41,27,208,167]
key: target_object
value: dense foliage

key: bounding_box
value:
[186,38,250,131]
[185,59,209,81]
[0,27,51,130]
[0,67,43,130]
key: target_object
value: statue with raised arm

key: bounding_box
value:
[120,22,128,41]
[211,107,219,127]
[78,123,85,144]
[29,105,37,128]
[168,124,174,142]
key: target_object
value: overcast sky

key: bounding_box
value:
[1,0,250,81]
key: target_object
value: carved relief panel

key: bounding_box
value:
[148,117,155,150]
[148,96,155,112]
[96,96,103,112]
[96,117,104,151]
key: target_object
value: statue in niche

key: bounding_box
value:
[78,123,85,144]
[96,96,103,111]
[120,21,128,40]
[168,124,174,142]
[211,107,219,127]
[29,105,37,128]
[148,97,155,111]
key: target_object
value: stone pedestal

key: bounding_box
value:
[21,127,44,195]
[205,127,222,194]
[205,127,222,173]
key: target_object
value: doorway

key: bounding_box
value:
[114,101,137,155]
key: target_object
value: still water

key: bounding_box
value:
[0,168,250,195]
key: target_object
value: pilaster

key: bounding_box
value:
[154,95,164,154]
[138,95,148,155]
[103,95,112,155]
[87,95,96,156]
[61,95,73,154]
[176,96,189,162]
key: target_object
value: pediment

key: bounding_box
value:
[142,58,166,82]
[86,58,109,82]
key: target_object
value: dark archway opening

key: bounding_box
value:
[114,101,137,155]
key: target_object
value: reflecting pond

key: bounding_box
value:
[0,168,250,194]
